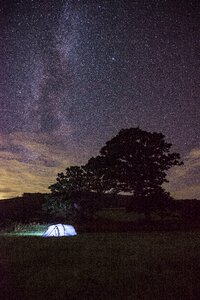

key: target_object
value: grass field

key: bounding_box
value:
[1,231,200,300]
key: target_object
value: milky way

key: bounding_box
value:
[0,0,200,199]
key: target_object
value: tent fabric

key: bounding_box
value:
[42,224,77,237]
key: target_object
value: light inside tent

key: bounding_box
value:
[42,224,77,237]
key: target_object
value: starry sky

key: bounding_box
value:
[0,0,200,200]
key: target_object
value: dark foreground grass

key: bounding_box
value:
[1,232,200,300]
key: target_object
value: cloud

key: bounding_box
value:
[171,185,200,200]
[189,149,200,159]
[0,187,17,193]
[165,147,200,199]
[0,131,81,200]
[170,148,200,178]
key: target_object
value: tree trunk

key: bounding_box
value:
[144,210,152,223]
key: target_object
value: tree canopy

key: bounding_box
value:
[98,128,183,196]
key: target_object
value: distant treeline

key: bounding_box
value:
[0,192,200,224]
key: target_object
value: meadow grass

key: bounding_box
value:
[1,231,200,300]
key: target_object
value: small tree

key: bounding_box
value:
[45,165,99,221]
[43,193,74,222]
[49,166,88,195]
[44,166,88,222]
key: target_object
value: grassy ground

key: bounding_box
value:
[1,231,200,300]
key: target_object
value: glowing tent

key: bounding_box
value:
[42,224,77,237]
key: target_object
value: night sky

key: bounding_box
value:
[0,0,200,200]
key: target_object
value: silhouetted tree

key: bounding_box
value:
[95,127,183,221]
[45,127,183,222]
[43,194,74,222]
[49,166,88,195]
[45,166,97,221]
